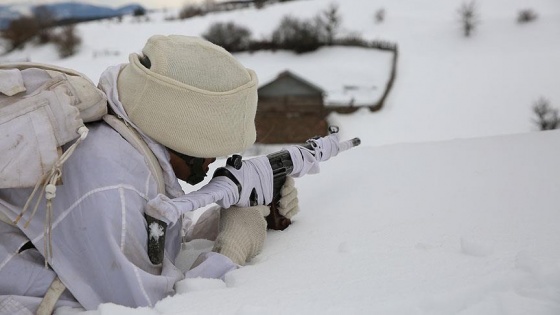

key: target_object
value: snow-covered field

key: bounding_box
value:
[4,0,560,314]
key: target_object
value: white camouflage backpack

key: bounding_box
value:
[0,63,167,315]
[0,62,108,227]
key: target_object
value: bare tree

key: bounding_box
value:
[458,0,479,37]
[272,16,322,53]
[318,3,342,45]
[533,97,559,130]
[53,25,82,58]
[374,8,386,24]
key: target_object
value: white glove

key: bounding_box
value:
[212,205,270,266]
[277,176,300,220]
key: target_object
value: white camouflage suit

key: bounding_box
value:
[0,65,236,314]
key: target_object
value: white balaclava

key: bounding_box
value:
[117,35,258,158]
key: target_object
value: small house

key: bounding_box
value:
[256,71,328,144]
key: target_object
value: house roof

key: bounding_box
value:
[258,70,325,94]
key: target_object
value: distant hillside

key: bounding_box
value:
[0,2,144,30]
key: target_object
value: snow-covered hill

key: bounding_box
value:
[60,129,560,315]
[5,0,559,147]
[4,0,559,314]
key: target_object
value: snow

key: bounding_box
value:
[5,0,560,314]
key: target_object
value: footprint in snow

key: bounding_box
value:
[460,237,493,257]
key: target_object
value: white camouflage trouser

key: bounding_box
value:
[0,222,82,315]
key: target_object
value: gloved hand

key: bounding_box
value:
[277,176,300,219]
[212,205,270,266]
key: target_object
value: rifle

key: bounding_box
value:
[264,127,360,230]
[146,127,360,264]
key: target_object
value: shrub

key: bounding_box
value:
[37,28,54,44]
[52,25,81,58]
[272,16,322,53]
[133,7,146,16]
[458,0,479,37]
[202,22,252,52]
[247,39,278,52]
[1,5,58,50]
[179,5,203,19]
[532,97,559,130]
[334,33,368,47]
[2,15,39,50]
[254,0,266,9]
[374,8,386,24]
[517,9,538,24]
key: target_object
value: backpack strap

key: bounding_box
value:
[0,212,15,226]
[31,116,166,315]
[36,276,66,315]
[102,115,165,194]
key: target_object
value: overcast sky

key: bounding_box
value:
[0,0,201,9]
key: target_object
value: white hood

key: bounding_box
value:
[98,65,185,198]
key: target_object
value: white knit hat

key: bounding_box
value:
[117,35,258,157]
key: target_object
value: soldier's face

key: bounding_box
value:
[168,150,216,185]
